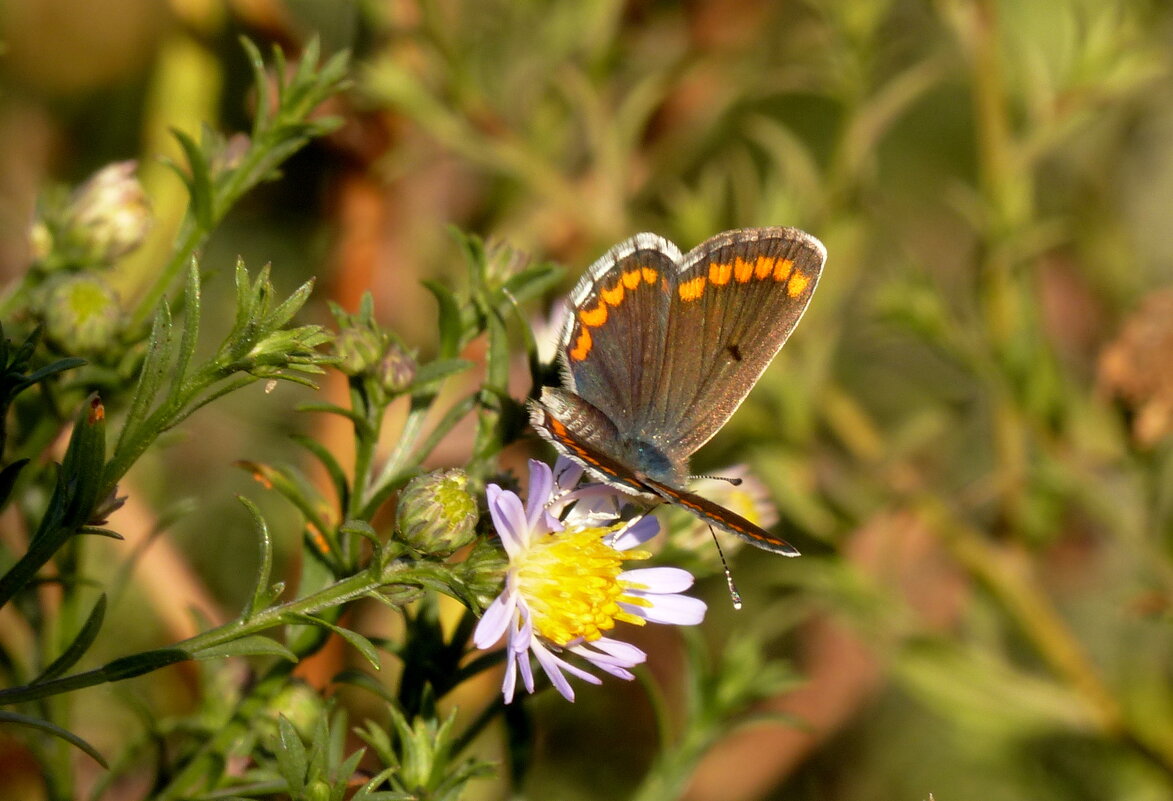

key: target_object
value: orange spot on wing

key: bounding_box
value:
[708,261,733,285]
[773,258,795,282]
[641,267,658,284]
[733,256,755,282]
[579,300,608,327]
[601,282,625,306]
[678,276,706,301]
[754,255,776,279]
[787,270,810,297]
[622,269,644,289]
[569,327,593,360]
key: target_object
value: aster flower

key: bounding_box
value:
[473,458,707,702]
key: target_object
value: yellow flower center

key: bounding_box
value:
[515,525,653,646]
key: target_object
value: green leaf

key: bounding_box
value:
[239,497,275,620]
[191,636,297,663]
[173,259,203,394]
[410,359,474,390]
[275,715,308,793]
[117,299,175,453]
[423,280,465,359]
[0,711,108,767]
[16,357,87,392]
[172,127,215,228]
[289,613,382,671]
[290,434,350,511]
[240,37,272,139]
[60,394,107,525]
[0,458,29,511]
[32,594,106,684]
[499,263,564,305]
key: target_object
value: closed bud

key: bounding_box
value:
[376,341,417,394]
[397,469,478,556]
[41,274,124,355]
[67,161,152,263]
[333,325,383,376]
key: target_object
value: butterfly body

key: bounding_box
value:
[531,227,826,555]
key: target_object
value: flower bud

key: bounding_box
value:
[397,469,478,556]
[333,325,384,376]
[41,274,124,355]
[376,341,417,394]
[67,161,152,263]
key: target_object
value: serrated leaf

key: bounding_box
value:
[191,635,297,663]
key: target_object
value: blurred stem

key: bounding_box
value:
[966,0,1030,535]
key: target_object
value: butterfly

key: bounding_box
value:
[530,227,825,555]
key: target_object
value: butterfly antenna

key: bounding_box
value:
[691,474,743,486]
[709,526,743,610]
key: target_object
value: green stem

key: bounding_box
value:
[0,559,430,708]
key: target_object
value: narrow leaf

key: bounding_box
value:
[0,711,108,767]
[423,280,465,359]
[0,458,29,511]
[290,434,349,510]
[33,595,106,684]
[238,497,274,619]
[410,358,473,389]
[289,613,382,671]
[190,636,297,663]
[275,715,308,793]
[171,127,215,228]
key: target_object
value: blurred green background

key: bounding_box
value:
[3,0,1173,799]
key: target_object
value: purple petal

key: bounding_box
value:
[587,637,647,665]
[473,592,516,648]
[518,645,535,695]
[502,650,519,704]
[553,456,584,490]
[531,641,580,701]
[487,486,530,555]
[524,459,555,530]
[620,566,695,594]
[621,593,707,626]
[569,645,636,680]
[609,514,660,550]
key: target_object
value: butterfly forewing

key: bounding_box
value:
[645,228,825,456]
[560,235,678,434]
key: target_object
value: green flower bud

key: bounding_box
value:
[67,161,152,263]
[333,325,384,376]
[305,781,331,801]
[41,274,124,355]
[397,469,478,556]
[376,341,417,394]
